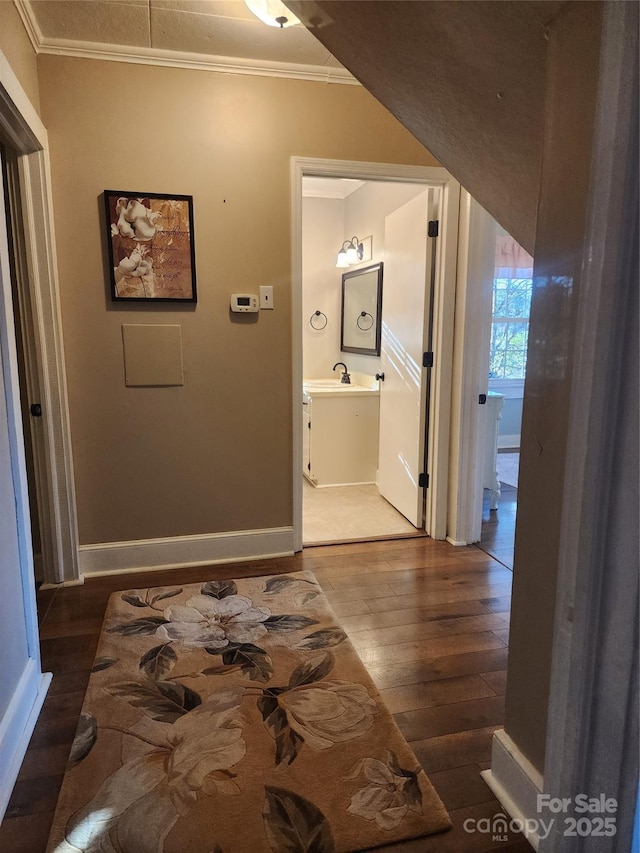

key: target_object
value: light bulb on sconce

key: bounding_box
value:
[335,236,364,268]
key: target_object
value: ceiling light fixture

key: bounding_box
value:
[336,236,364,268]
[244,0,301,28]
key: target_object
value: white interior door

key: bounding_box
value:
[377,189,437,527]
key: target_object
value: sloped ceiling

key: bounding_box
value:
[286,0,569,251]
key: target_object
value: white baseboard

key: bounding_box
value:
[446,536,469,546]
[40,576,85,590]
[0,664,52,821]
[481,729,543,850]
[79,526,295,577]
[498,434,521,450]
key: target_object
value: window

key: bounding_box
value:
[489,233,534,381]
[489,276,533,380]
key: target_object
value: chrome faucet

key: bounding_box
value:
[333,362,351,384]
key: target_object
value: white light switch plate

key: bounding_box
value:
[259,285,274,309]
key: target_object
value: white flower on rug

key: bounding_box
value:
[167,693,247,807]
[279,681,378,750]
[156,594,271,650]
[347,753,423,830]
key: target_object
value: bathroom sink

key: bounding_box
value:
[303,379,354,390]
[303,379,379,395]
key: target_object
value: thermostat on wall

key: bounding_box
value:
[230,293,259,313]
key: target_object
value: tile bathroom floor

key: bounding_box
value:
[303,477,423,545]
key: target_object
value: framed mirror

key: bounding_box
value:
[340,262,383,356]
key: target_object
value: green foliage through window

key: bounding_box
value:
[489,277,533,380]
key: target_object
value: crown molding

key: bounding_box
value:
[15,0,357,85]
[14,0,42,55]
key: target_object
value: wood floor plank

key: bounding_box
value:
[367,648,509,691]
[0,812,55,853]
[320,559,501,588]
[394,695,506,742]
[324,582,396,604]
[429,763,496,810]
[389,569,513,596]
[480,670,508,695]
[365,582,513,612]
[328,598,372,617]
[355,631,506,668]
[411,726,501,773]
[339,599,495,633]
[379,674,496,714]
[348,613,510,650]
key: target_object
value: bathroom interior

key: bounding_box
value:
[301,177,530,553]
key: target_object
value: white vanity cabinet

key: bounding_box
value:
[303,384,379,487]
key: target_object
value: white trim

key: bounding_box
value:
[0,49,46,150]
[0,48,80,584]
[498,433,521,451]
[0,664,51,821]
[39,577,84,590]
[447,192,496,545]
[79,527,294,577]
[489,378,525,399]
[14,1,356,85]
[481,729,544,851]
[446,536,468,547]
[291,158,460,551]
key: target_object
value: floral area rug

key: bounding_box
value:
[46,571,451,853]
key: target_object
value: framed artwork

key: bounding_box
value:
[104,190,197,302]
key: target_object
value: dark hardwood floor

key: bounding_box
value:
[477,483,517,570]
[0,535,531,853]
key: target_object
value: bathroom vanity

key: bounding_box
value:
[303,379,379,486]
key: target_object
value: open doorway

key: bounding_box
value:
[477,230,534,569]
[301,176,432,545]
[291,159,461,552]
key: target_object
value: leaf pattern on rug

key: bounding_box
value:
[108,615,169,636]
[139,643,177,681]
[121,587,183,609]
[263,787,336,853]
[91,656,118,672]
[205,642,274,684]
[106,680,202,723]
[68,712,97,768]
[296,628,347,650]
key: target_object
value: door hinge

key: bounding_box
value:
[423,352,434,368]
[307,462,311,471]
[308,420,311,428]
[419,472,429,488]
[428,220,439,238]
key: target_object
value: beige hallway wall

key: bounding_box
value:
[37,55,437,545]
[0,2,40,115]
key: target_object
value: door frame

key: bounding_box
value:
[447,191,497,545]
[290,157,460,551]
[0,49,79,585]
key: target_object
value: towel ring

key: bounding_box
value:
[357,311,374,331]
[309,310,328,330]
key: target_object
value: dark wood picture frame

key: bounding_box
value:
[104,190,197,302]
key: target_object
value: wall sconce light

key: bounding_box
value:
[244,0,301,28]
[336,236,364,268]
